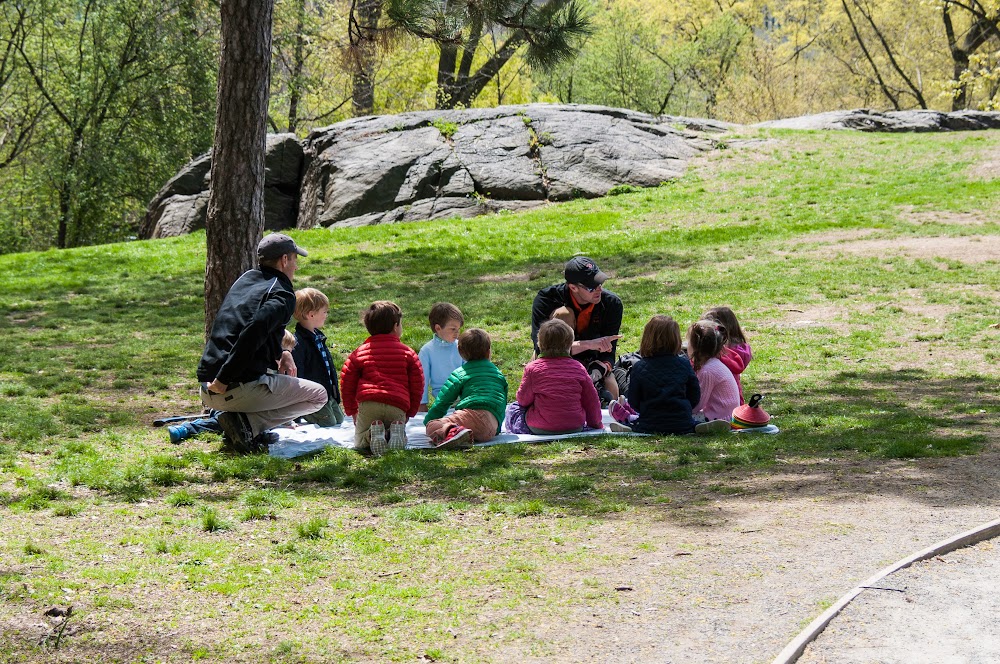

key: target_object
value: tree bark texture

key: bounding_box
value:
[204,0,274,337]
[350,0,382,116]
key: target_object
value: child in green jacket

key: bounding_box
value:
[423,328,508,449]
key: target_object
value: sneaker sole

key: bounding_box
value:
[438,429,474,449]
[695,419,732,434]
[609,422,633,433]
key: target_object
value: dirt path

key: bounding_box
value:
[502,450,1000,663]
[798,538,1000,663]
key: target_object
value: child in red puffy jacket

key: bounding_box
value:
[340,301,423,456]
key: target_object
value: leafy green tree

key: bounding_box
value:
[941,0,1000,110]
[1,0,215,251]
[369,0,591,109]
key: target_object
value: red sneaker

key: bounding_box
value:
[438,426,474,450]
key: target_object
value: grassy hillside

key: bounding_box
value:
[1,128,998,662]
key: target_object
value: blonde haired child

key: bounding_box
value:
[291,288,345,427]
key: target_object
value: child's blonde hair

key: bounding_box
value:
[687,320,725,371]
[538,319,574,358]
[294,288,329,322]
[549,306,576,330]
[281,329,297,351]
[362,301,402,335]
[701,306,746,345]
[639,315,681,358]
[458,328,491,361]
[428,302,464,331]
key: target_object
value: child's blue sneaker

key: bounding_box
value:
[167,424,189,444]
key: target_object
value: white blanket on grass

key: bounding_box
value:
[268,410,778,459]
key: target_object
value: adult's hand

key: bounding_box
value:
[571,335,622,355]
[206,379,228,394]
[278,350,298,377]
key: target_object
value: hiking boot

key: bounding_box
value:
[217,411,253,452]
[388,420,407,451]
[437,426,473,450]
[695,419,732,435]
[609,422,633,433]
[598,388,614,407]
[368,420,388,457]
[246,431,278,453]
[167,424,191,444]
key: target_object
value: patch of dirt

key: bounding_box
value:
[806,235,1000,264]
[499,451,1000,663]
[897,206,992,226]
[775,305,856,331]
[475,271,543,283]
[799,539,1000,663]
[793,228,880,244]
[967,143,1000,181]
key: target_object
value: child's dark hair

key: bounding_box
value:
[458,328,491,361]
[702,306,746,345]
[362,301,402,335]
[687,320,725,371]
[428,302,464,331]
[538,319,574,358]
[639,315,681,357]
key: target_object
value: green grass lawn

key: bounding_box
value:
[0,128,998,662]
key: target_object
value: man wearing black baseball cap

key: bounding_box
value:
[530,256,624,403]
[196,233,327,453]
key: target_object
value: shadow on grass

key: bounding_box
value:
[140,368,996,523]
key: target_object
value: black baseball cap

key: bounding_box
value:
[564,256,608,289]
[258,233,308,261]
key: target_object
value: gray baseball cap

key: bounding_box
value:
[257,233,308,261]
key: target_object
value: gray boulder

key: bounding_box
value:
[297,104,721,228]
[757,108,1000,132]
[140,134,303,239]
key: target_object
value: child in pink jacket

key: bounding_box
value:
[516,319,603,435]
[702,306,752,404]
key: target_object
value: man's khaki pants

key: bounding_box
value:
[200,374,327,437]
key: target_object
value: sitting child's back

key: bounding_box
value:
[516,319,603,435]
[688,320,740,422]
[627,316,700,435]
[424,329,508,447]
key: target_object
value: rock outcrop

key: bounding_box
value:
[756,109,1000,132]
[295,104,725,229]
[140,134,304,239]
[139,105,1000,239]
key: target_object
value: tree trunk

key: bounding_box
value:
[181,0,215,157]
[204,0,274,337]
[350,0,381,116]
[435,43,459,109]
[445,36,523,109]
[287,0,306,131]
[941,1,996,111]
